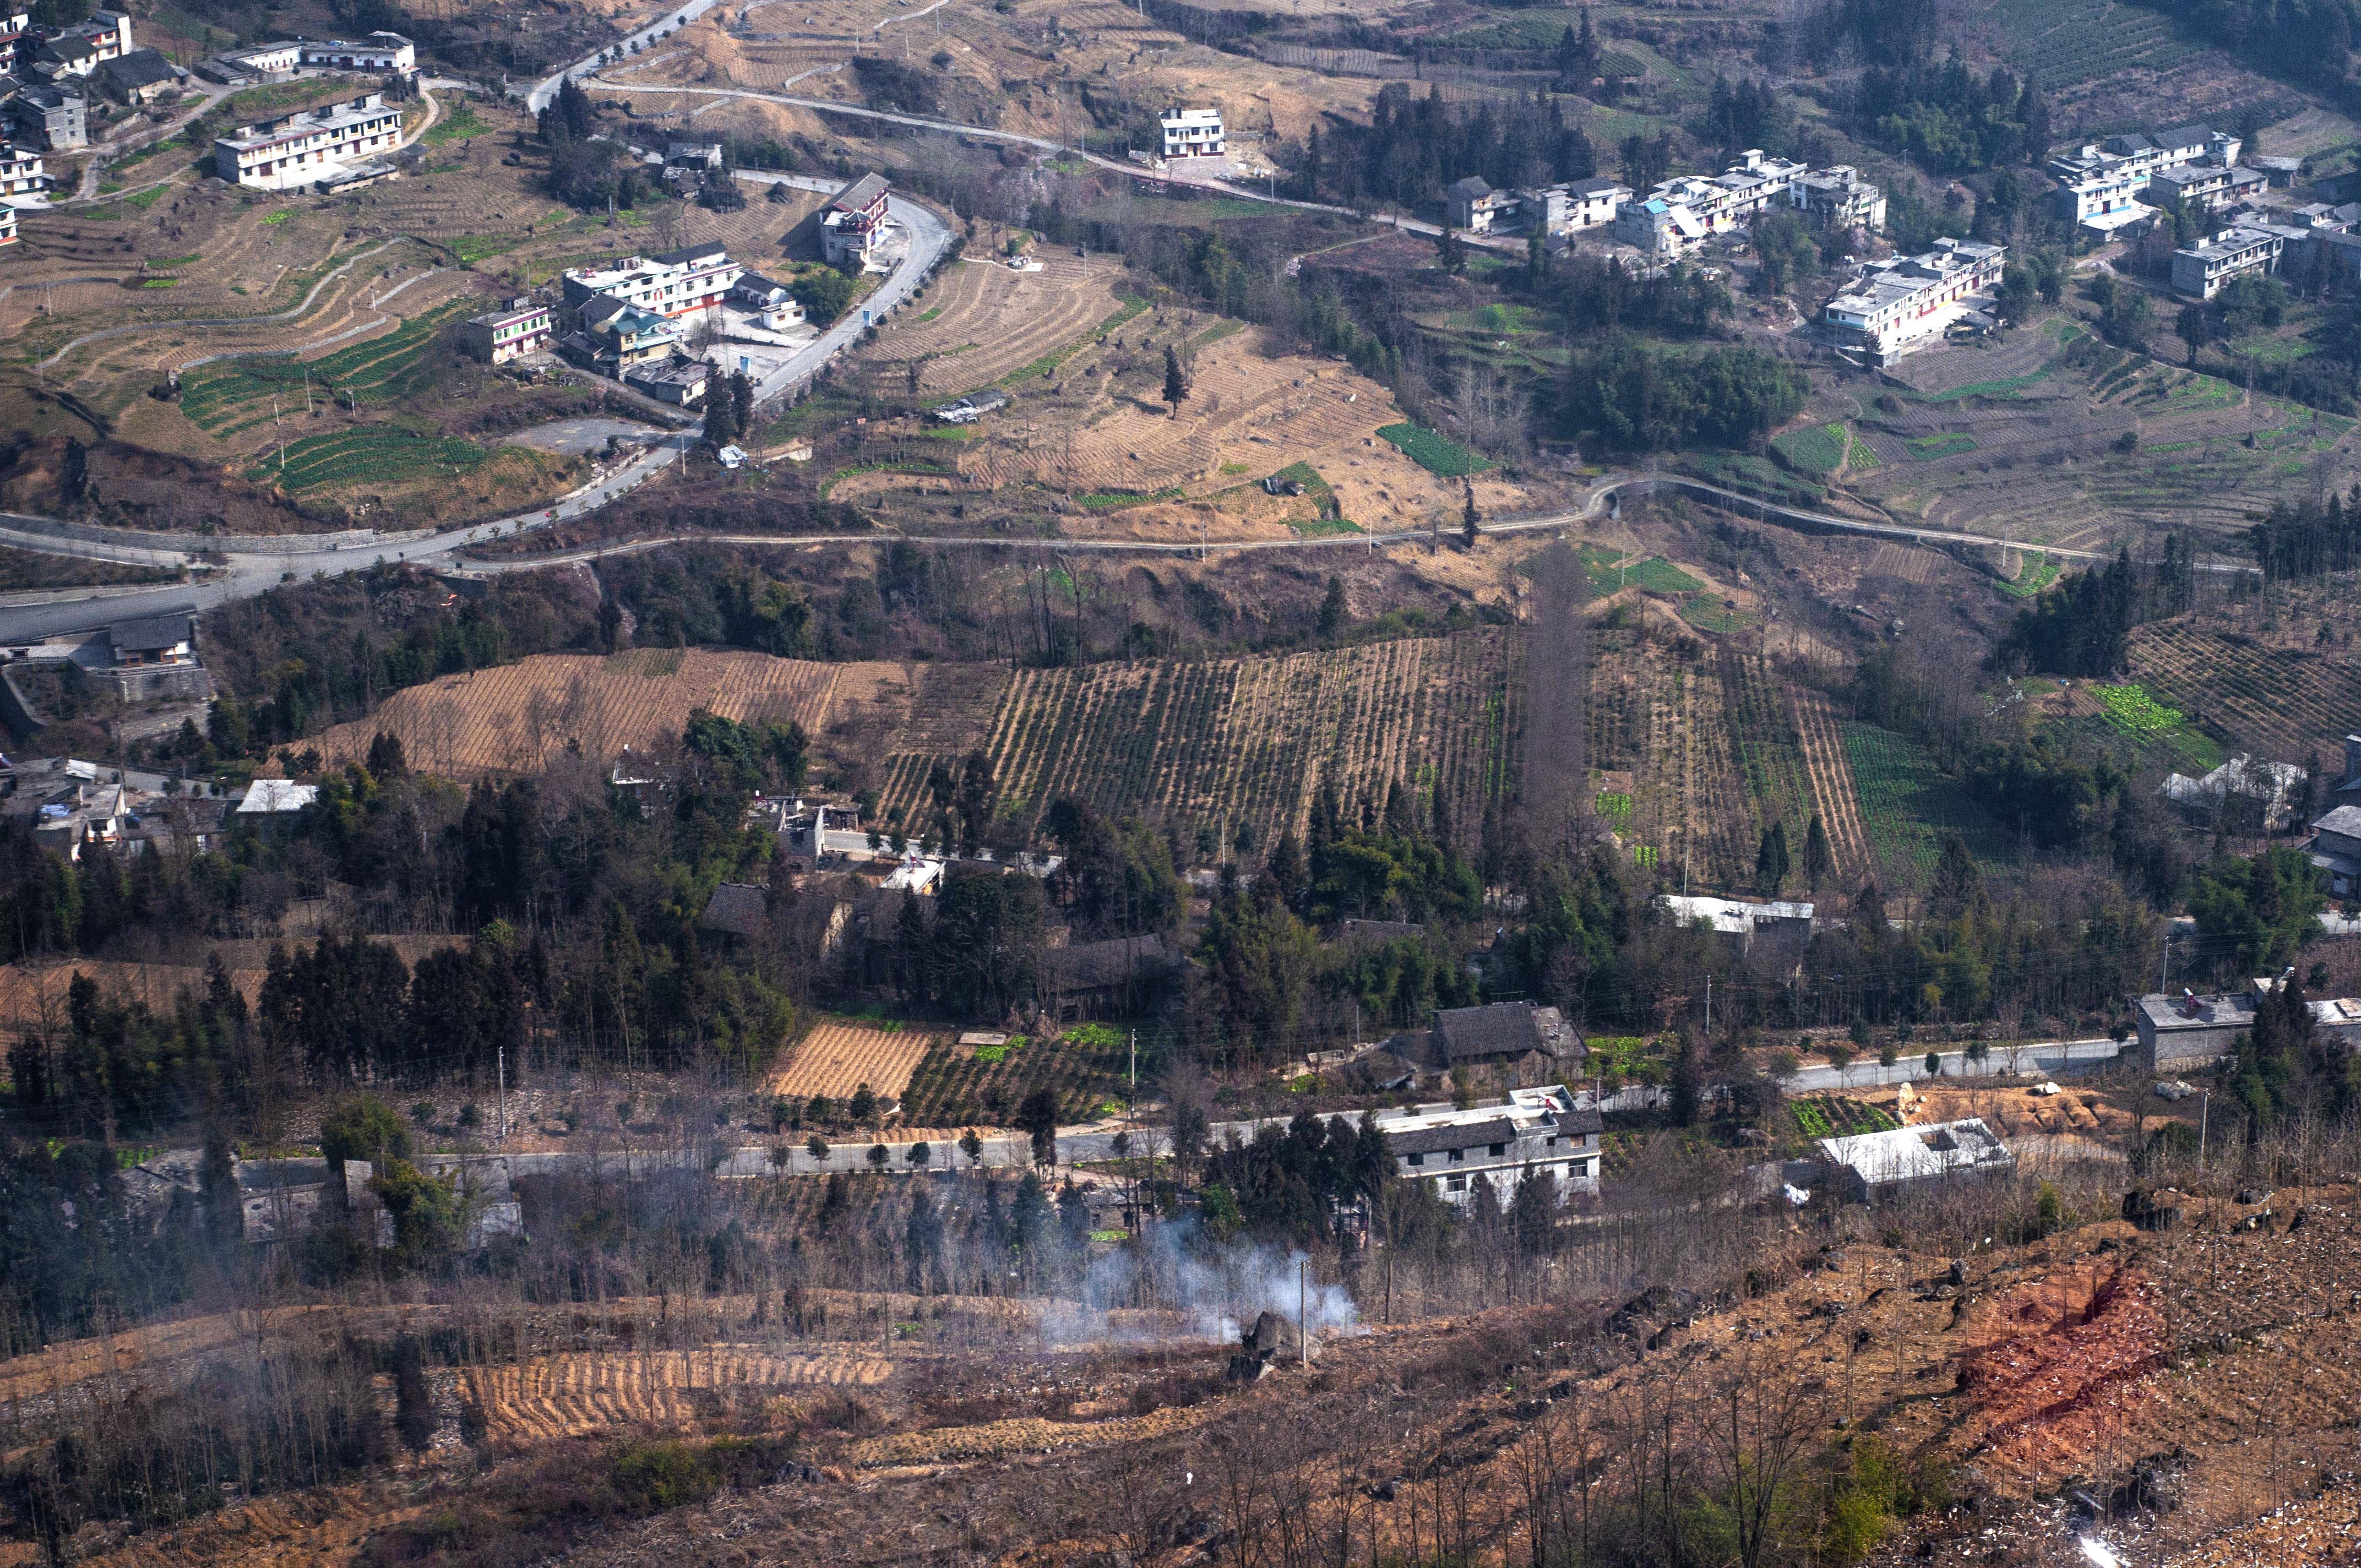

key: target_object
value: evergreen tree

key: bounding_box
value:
[1803,814,1834,890]
[1461,478,1479,547]
[1928,832,1984,919]
[1316,576,1347,639]
[1162,346,1188,416]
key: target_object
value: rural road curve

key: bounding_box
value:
[588,78,1517,249]
[523,0,724,115]
[0,465,2256,644]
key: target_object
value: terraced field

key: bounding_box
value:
[863,257,1134,399]
[465,1348,892,1441]
[308,650,874,780]
[874,631,1513,848]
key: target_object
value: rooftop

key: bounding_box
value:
[2314,804,2361,838]
[2137,990,2259,1031]
[829,171,889,214]
[108,613,191,651]
[1818,1118,2013,1187]
[1432,1000,1573,1063]
[237,780,318,814]
[1661,894,1813,934]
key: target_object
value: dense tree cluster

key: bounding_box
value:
[1292,83,1596,213]
[1849,56,2048,172]
[2250,491,2361,580]
[1557,339,1811,453]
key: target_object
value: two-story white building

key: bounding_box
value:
[1375,1086,1603,1206]
[0,141,43,198]
[462,300,553,364]
[1821,237,2006,363]
[1160,106,1223,159]
[213,91,404,190]
[1614,149,1809,256]
[2170,222,2303,298]
[561,242,741,321]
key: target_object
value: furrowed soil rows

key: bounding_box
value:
[465,1348,891,1441]
[768,1018,948,1102]
[881,632,1509,845]
[308,651,890,780]
[1788,687,1875,879]
[2129,623,2361,760]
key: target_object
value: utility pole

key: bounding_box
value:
[1705,974,1712,1036]
[2160,927,2173,993]
[2199,1091,2209,1167]
[498,1042,508,1142]
[1297,1257,1309,1368]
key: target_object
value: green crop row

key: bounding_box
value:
[1905,433,1977,459]
[1997,553,2060,598]
[1771,421,1848,477]
[1378,421,1490,476]
[2094,682,2185,737]
[1076,487,1183,510]
[246,426,493,493]
[1840,720,2014,873]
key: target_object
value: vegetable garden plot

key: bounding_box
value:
[897,1023,1132,1128]
[768,1017,948,1103]
[466,1349,891,1441]
[1838,721,2015,875]
[1791,1097,1901,1138]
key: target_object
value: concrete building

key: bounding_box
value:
[1790,164,1885,231]
[2309,803,2361,900]
[666,139,722,168]
[1816,1118,2014,1201]
[197,41,301,83]
[728,271,804,331]
[1614,150,1815,256]
[31,9,127,78]
[2051,124,2242,231]
[214,90,402,190]
[237,779,319,818]
[2170,222,2300,298]
[297,31,414,73]
[2326,733,2361,808]
[0,9,29,77]
[1821,237,2007,364]
[0,140,42,197]
[820,171,891,265]
[624,357,709,405]
[1160,105,1222,159]
[2159,753,2310,834]
[462,299,553,364]
[561,242,739,320]
[1377,1085,1604,1205]
[2149,160,2268,215]
[2135,989,2260,1072]
[0,203,14,246]
[7,81,84,150]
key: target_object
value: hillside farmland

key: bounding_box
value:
[872,630,1513,847]
[766,1017,948,1103]
[309,649,891,779]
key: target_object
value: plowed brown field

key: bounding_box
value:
[465,1348,891,1440]
[309,650,894,780]
[767,1018,946,1102]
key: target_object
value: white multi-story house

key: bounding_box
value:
[1160,106,1223,159]
[461,300,553,364]
[298,31,415,73]
[2150,160,2270,215]
[213,91,404,190]
[0,204,15,246]
[2050,124,2243,232]
[2170,222,2302,298]
[1375,1086,1604,1206]
[32,9,128,77]
[1614,149,1807,256]
[1821,237,2007,363]
[561,242,741,321]
[0,141,43,198]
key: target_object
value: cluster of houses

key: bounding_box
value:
[1445,153,1887,257]
[0,7,181,216]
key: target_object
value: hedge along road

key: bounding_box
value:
[0,462,2262,645]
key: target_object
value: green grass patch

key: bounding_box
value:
[1076,487,1183,510]
[1377,422,1490,476]
[913,304,942,323]
[1771,421,1848,477]
[1996,553,2061,598]
[1595,790,1633,826]
[244,425,494,494]
[1680,597,1753,634]
[817,459,953,498]
[1290,516,1365,537]
[260,209,295,226]
[177,298,475,431]
[420,102,484,147]
[1926,367,2055,402]
[449,232,525,265]
[139,277,179,289]
[1846,431,1880,470]
[1792,1098,1901,1137]
[1192,317,1248,348]
[149,253,202,269]
[1839,720,2015,874]
[1904,432,1978,459]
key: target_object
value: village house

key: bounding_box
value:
[2170,222,2303,298]
[1159,105,1222,159]
[1789,165,1885,231]
[2050,124,2241,233]
[1815,1118,2014,1201]
[95,47,180,104]
[297,31,415,73]
[820,171,891,265]
[0,140,42,197]
[1411,1000,1580,1087]
[462,300,553,364]
[1375,1085,1603,1205]
[562,243,740,323]
[0,204,14,245]
[2310,803,2361,900]
[214,90,402,190]
[728,272,806,331]
[7,81,85,150]
[1820,237,2007,364]
[197,40,301,82]
[1614,149,1814,257]
[1661,894,1816,965]
[1446,174,1520,233]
